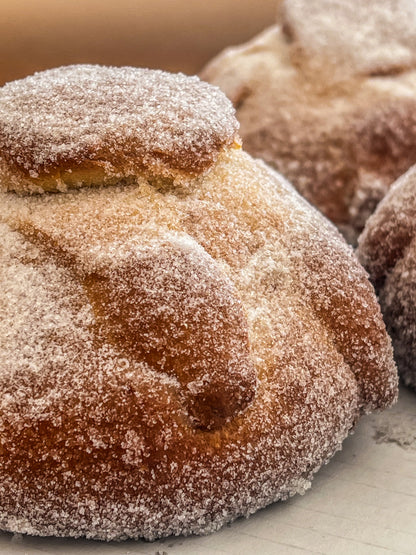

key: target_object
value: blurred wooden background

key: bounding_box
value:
[0,0,277,85]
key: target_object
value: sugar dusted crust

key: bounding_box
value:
[0,65,239,193]
[0,144,397,540]
[357,166,416,389]
[201,0,416,243]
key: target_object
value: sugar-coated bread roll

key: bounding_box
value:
[357,166,416,390]
[201,0,416,243]
[0,65,397,541]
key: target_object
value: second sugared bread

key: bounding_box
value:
[358,166,416,390]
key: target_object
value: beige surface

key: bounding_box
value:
[0,0,277,84]
[0,385,415,554]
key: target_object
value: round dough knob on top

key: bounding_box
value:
[0,64,240,194]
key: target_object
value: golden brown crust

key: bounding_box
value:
[0,147,398,540]
[0,65,240,193]
[201,0,416,243]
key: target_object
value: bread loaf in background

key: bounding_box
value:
[201,0,416,244]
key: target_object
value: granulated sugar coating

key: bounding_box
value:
[201,0,416,244]
[0,65,239,193]
[0,66,398,541]
[357,165,416,390]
